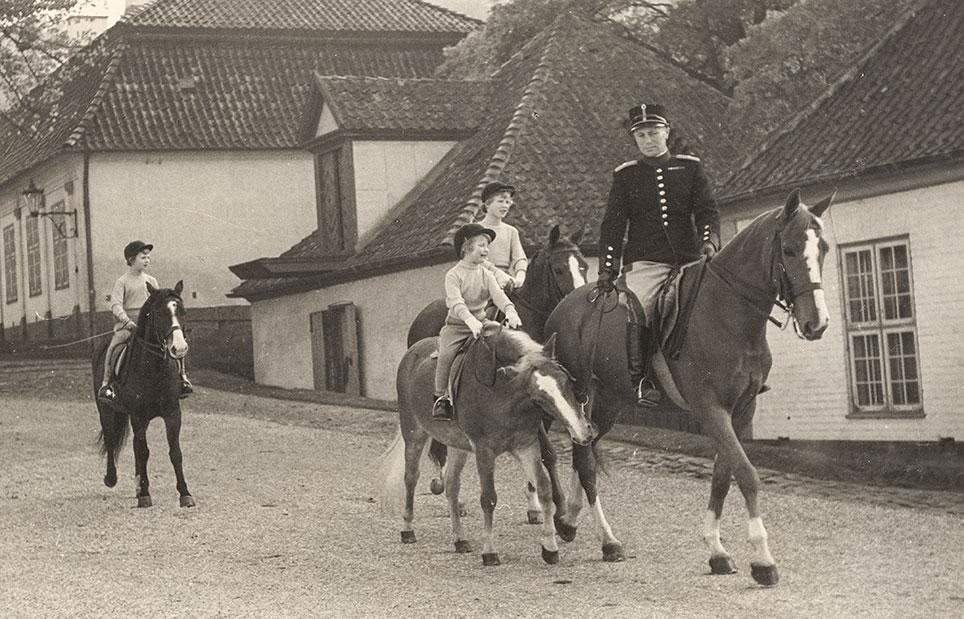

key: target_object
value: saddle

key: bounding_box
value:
[108,342,131,386]
[431,324,501,420]
[622,258,708,360]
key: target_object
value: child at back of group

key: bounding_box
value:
[432,223,522,421]
[97,240,193,403]
[478,181,528,290]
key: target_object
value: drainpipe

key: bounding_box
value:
[82,145,96,341]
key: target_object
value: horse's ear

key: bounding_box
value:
[549,225,561,246]
[783,188,801,220]
[810,190,836,217]
[570,227,584,246]
[174,280,184,295]
[146,281,157,295]
[496,366,519,382]
[542,333,557,359]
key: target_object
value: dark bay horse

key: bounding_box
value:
[406,224,588,515]
[544,189,834,585]
[379,323,596,566]
[93,280,195,508]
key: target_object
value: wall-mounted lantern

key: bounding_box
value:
[23,179,78,239]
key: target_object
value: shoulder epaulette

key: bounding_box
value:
[674,154,701,162]
[614,160,638,173]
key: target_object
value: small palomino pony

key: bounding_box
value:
[379,323,596,566]
[544,189,834,585]
[93,280,195,508]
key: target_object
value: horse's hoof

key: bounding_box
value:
[602,542,625,562]
[400,530,417,544]
[750,563,780,586]
[542,547,559,565]
[179,495,196,508]
[137,496,152,508]
[454,540,472,554]
[481,552,501,566]
[709,555,737,575]
[554,516,577,543]
[430,478,445,495]
[527,510,544,525]
[104,473,117,488]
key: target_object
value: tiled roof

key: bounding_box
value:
[311,75,494,135]
[725,0,963,197]
[123,0,479,34]
[84,40,447,150]
[0,1,472,185]
[0,35,119,186]
[232,13,739,300]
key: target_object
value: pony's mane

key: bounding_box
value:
[495,328,545,372]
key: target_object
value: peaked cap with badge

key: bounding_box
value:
[599,103,720,272]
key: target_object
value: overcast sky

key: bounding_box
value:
[424,0,495,21]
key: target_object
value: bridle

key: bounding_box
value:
[134,295,186,360]
[509,244,586,319]
[707,215,823,337]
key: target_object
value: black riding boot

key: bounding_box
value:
[627,320,661,407]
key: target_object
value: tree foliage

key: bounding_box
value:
[725,0,913,151]
[1,0,84,130]
[437,0,912,157]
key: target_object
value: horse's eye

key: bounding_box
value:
[782,248,796,257]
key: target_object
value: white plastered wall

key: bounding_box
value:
[88,150,316,309]
[754,180,964,441]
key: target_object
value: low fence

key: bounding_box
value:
[0,304,253,378]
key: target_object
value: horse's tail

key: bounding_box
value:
[428,439,447,470]
[97,406,129,459]
[376,428,422,516]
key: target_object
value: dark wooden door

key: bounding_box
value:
[311,302,361,395]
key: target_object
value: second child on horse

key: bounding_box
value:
[478,181,528,290]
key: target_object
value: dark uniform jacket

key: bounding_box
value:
[599,153,720,275]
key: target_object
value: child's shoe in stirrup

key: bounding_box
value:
[432,396,454,421]
[636,378,661,408]
[179,377,194,399]
[97,384,116,403]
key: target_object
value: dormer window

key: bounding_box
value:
[314,142,356,256]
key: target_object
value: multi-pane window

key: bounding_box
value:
[3,224,17,303]
[841,238,922,415]
[51,201,70,289]
[25,216,42,297]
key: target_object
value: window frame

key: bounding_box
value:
[2,224,17,304]
[25,215,42,297]
[839,235,924,419]
[50,201,70,290]
[311,140,357,258]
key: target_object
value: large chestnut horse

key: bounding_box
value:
[545,189,834,585]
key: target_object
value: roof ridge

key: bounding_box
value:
[313,74,493,85]
[442,17,569,245]
[408,0,484,26]
[729,0,933,181]
[66,38,128,148]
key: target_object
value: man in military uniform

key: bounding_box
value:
[597,103,720,405]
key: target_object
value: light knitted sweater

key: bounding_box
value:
[444,261,517,324]
[108,270,159,324]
